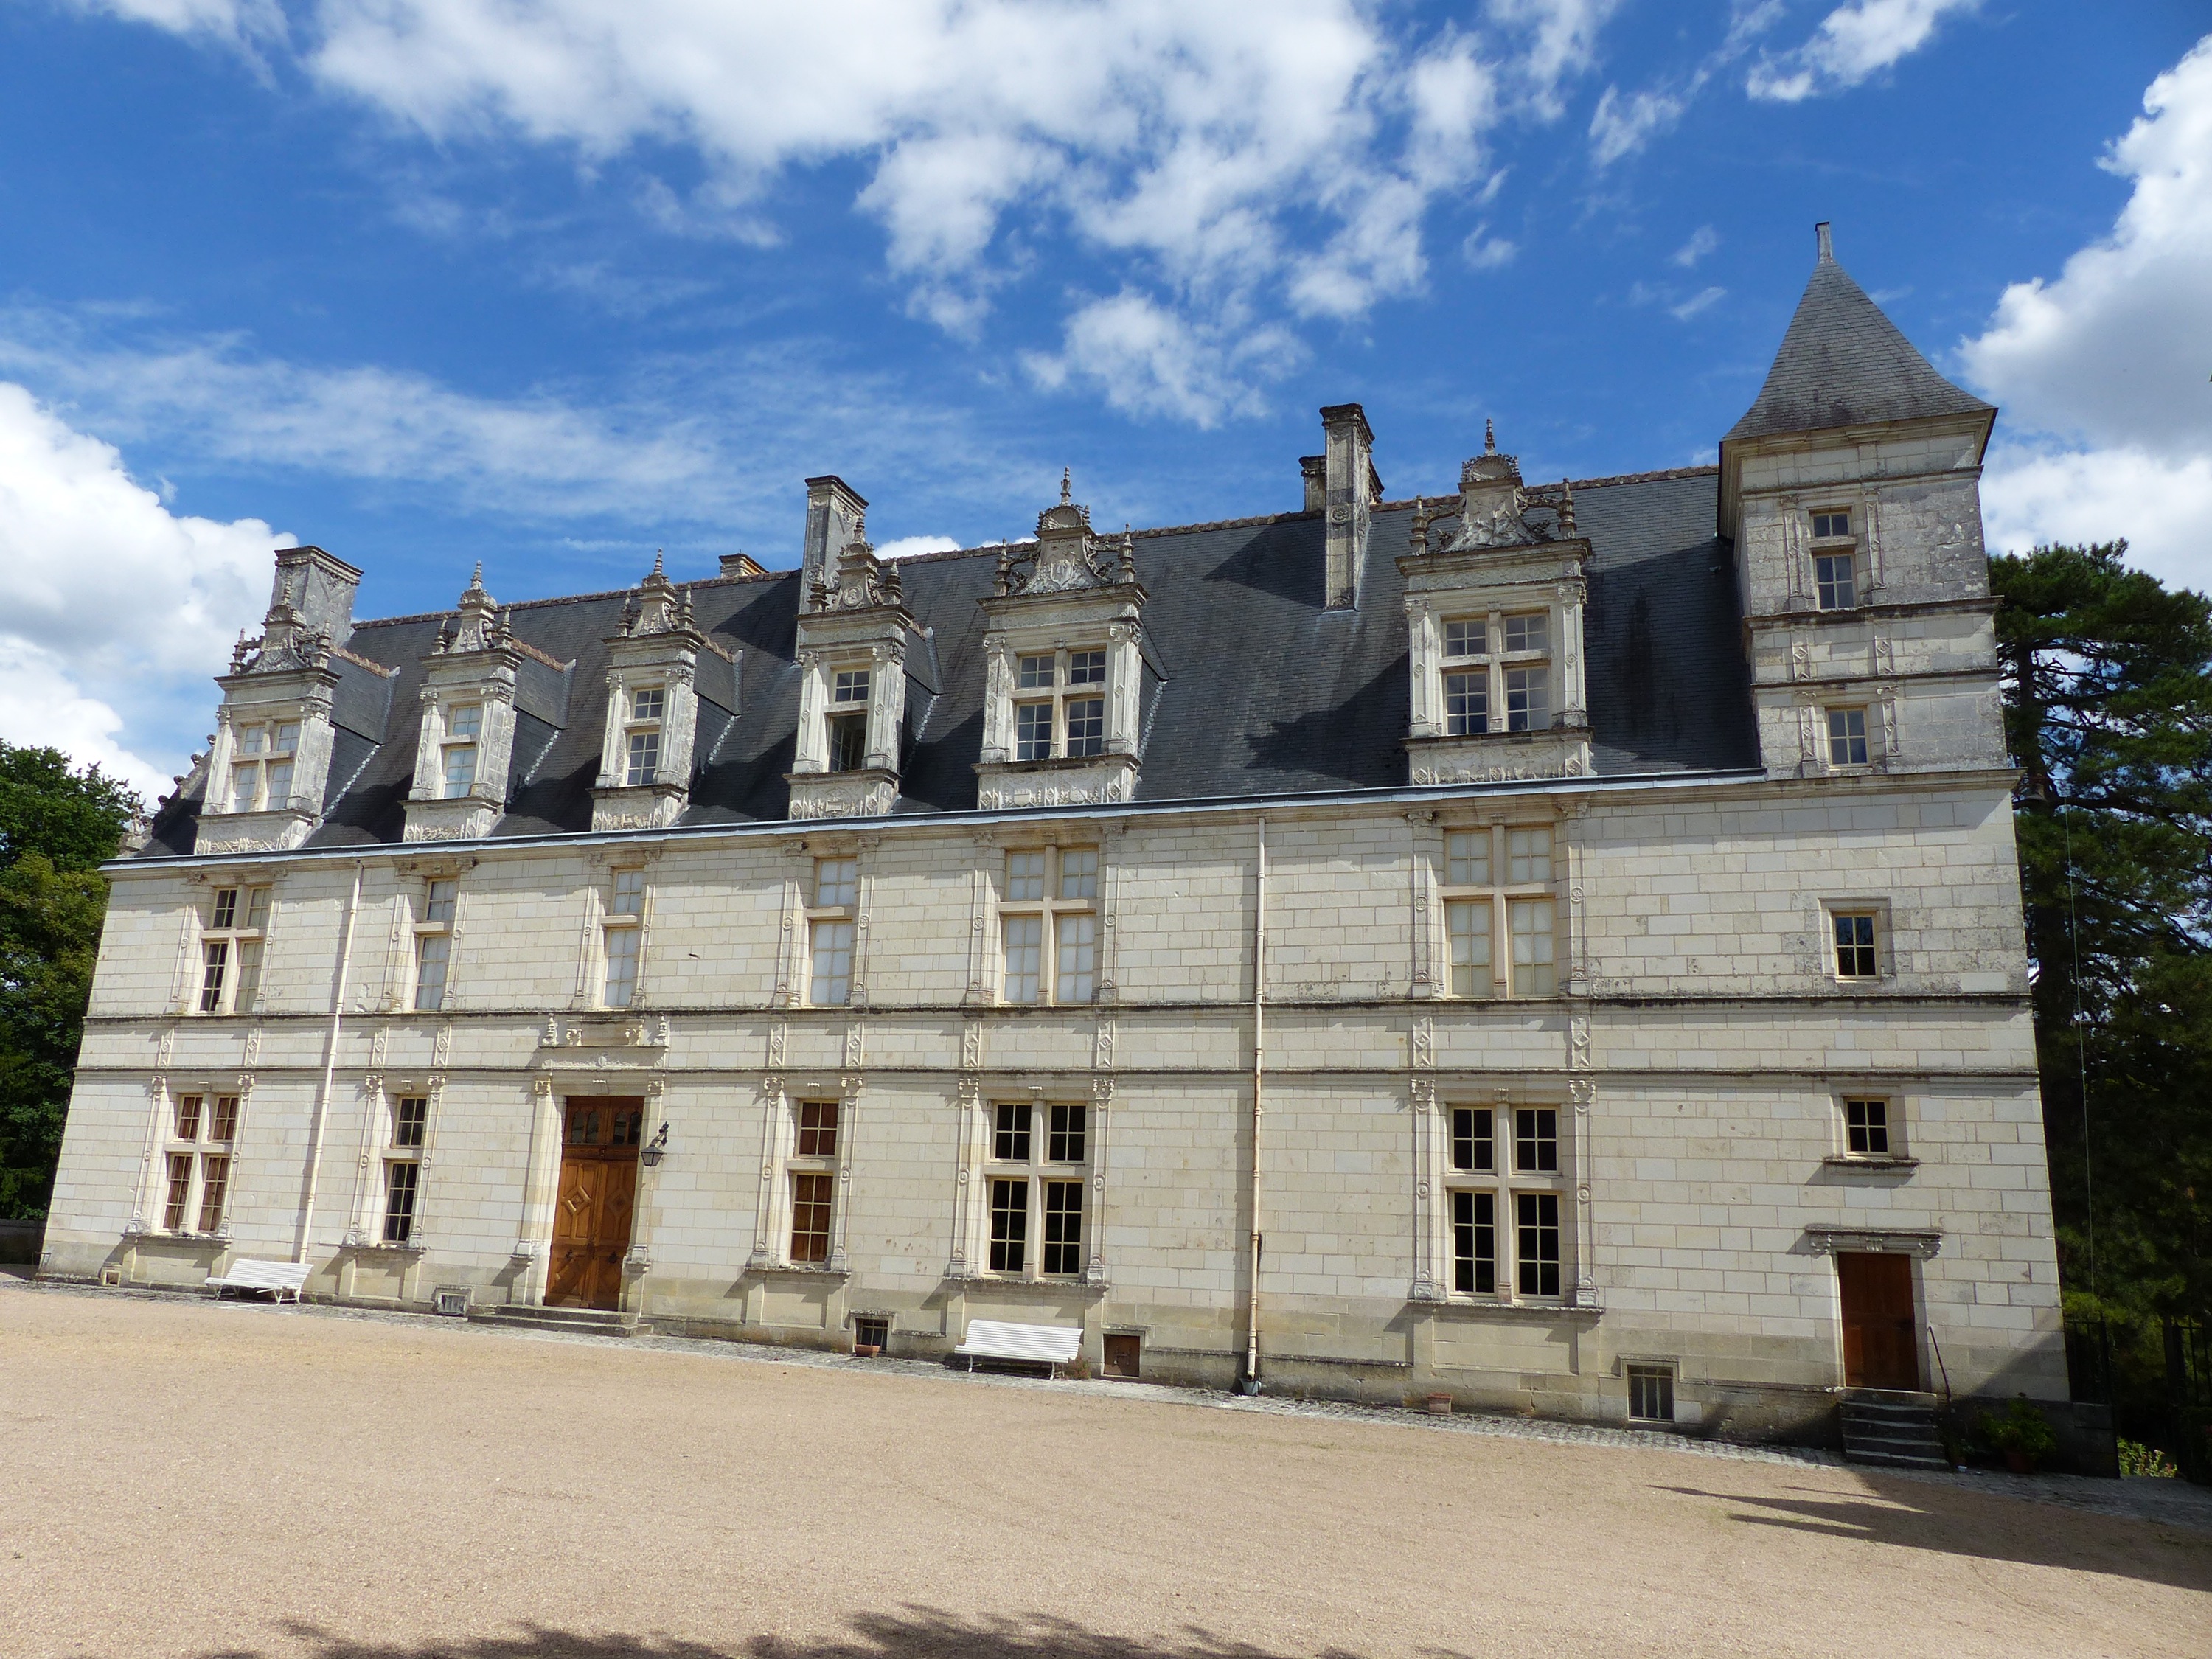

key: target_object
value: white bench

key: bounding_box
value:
[204,1258,311,1304]
[953,1318,1085,1377]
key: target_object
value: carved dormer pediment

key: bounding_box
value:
[594,554,720,832]
[1398,426,1593,787]
[404,566,524,843]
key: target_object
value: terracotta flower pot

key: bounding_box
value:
[1425,1393,1454,1416]
[2003,1449,2034,1475]
[852,1343,880,1358]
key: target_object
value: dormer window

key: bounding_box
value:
[827,669,871,773]
[624,688,665,786]
[442,706,481,798]
[1012,649,1108,762]
[228,721,300,813]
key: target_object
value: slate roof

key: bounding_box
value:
[1723,244,1993,446]
[143,467,1758,855]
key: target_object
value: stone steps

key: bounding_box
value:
[468,1304,636,1338]
[1840,1391,1948,1470]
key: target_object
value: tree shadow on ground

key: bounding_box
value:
[200,1609,1384,1659]
[1654,1483,2212,1592]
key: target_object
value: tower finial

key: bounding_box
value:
[1815,220,1834,265]
[1060,467,1072,506]
[1484,418,1496,455]
[469,560,484,589]
[652,548,664,577]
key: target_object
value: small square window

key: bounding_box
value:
[1832,911,1879,980]
[1066,650,1107,686]
[448,705,482,741]
[993,1102,1032,1164]
[797,1099,840,1158]
[1811,509,1851,540]
[1514,1107,1558,1173]
[237,726,267,757]
[1016,655,1054,690]
[1502,612,1548,655]
[273,721,300,754]
[1843,1097,1891,1156]
[1057,848,1099,900]
[1450,1107,1493,1172]
[1445,830,1489,887]
[1443,619,1485,658]
[1815,552,1857,611]
[1506,827,1551,885]
[424,880,458,925]
[394,1096,428,1149]
[1826,706,1868,765]
[631,686,665,723]
[1014,702,1054,761]
[832,669,870,705]
[1627,1364,1675,1424]
[815,858,858,909]
[1005,851,1046,902]
[611,868,646,916]
[1048,1102,1087,1164]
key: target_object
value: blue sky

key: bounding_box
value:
[2,1,2208,800]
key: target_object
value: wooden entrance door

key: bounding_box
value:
[546,1097,644,1310]
[1838,1251,1919,1390]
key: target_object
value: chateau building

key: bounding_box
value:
[46,227,2072,1439]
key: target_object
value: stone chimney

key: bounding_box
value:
[718,552,768,580]
[270,546,361,650]
[1320,404,1380,611]
[1300,454,1326,512]
[801,476,868,611]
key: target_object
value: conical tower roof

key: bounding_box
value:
[1724,224,1992,445]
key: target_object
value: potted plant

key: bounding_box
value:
[1978,1397,2059,1475]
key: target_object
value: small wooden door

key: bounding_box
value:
[546,1097,644,1310]
[1838,1251,1919,1390]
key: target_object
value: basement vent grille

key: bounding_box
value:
[434,1287,470,1318]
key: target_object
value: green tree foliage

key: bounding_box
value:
[1992,543,2212,1351]
[0,744,142,1218]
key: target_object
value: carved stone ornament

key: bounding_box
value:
[993,470,1137,599]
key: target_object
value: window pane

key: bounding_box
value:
[625,728,661,786]
[1048,1103,1087,1164]
[1506,827,1552,885]
[1016,654,1054,690]
[1514,1107,1559,1173]
[1444,669,1487,736]
[448,705,482,740]
[1504,666,1549,731]
[1066,650,1107,686]
[274,721,300,754]
[1002,915,1042,1004]
[1833,912,1878,978]
[611,868,646,915]
[173,1095,203,1142]
[198,940,229,1013]
[993,1102,1032,1164]
[815,858,858,908]
[211,888,239,930]
[233,939,262,1013]
[243,887,271,931]
[1452,1189,1495,1295]
[211,1095,239,1142]
[790,1172,835,1264]
[1628,1365,1674,1423]
[1446,900,1491,997]
[1055,913,1096,1004]
[1057,847,1099,900]
[1515,1192,1561,1297]
[1816,552,1857,610]
[1005,851,1046,902]
[443,743,478,799]
[1043,1180,1084,1276]
[237,725,266,757]
[988,1178,1029,1273]
[425,880,457,924]
[1014,702,1053,761]
[1450,1107,1492,1173]
[810,919,855,1004]
[832,668,871,704]
[1443,619,1484,658]
[1064,697,1105,757]
[603,925,640,1007]
[1509,899,1556,995]
[394,1097,428,1149]
[827,712,869,772]
[1844,1098,1890,1155]
[1444,831,1488,888]
[383,1161,418,1245]
[1812,509,1851,539]
[414,933,450,1010]
[1826,706,1868,765]
[631,686,666,723]
[230,762,260,813]
[263,758,294,808]
[163,1153,194,1231]
[796,1100,841,1158]
[1503,612,1548,654]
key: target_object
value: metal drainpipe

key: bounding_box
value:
[1242,818,1266,1394]
[295,860,363,1263]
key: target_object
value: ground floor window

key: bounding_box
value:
[1516,1192,1561,1297]
[162,1152,193,1232]
[1452,1190,1495,1293]
[989,1177,1028,1273]
[1042,1179,1084,1275]
[790,1172,835,1265]
[383,1161,419,1244]
[195,1155,231,1234]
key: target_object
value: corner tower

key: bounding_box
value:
[1721,223,2005,779]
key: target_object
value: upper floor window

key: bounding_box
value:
[1811,509,1857,610]
[229,721,300,814]
[1830,908,1880,981]
[1000,846,1099,1005]
[414,879,457,1011]
[624,686,666,786]
[198,884,270,1015]
[1012,648,1108,761]
[984,1100,1089,1278]
[827,669,870,772]
[809,857,858,1004]
[602,868,645,1008]
[1843,1096,1891,1157]
[1436,611,1550,736]
[1439,826,1557,998]
[442,706,481,799]
[1826,706,1869,767]
[1811,509,1852,540]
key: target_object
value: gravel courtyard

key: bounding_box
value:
[4,1279,2208,1659]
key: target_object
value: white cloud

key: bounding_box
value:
[66,0,283,46]
[1747,0,1979,103]
[874,534,960,561]
[1462,225,1519,271]
[1671,226,1720,268]
[86,1,1624,423]
[1669,285,1727,321]
[1961,36,2212,593]
[1024,291,1303,429]
[1588,83,1689,167]
[0,381,283,800]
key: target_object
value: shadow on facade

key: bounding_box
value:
[1652,1483,2211,1592]
[201,1610,1371,1659]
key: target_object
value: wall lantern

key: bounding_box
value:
[640,1121,669,1169]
